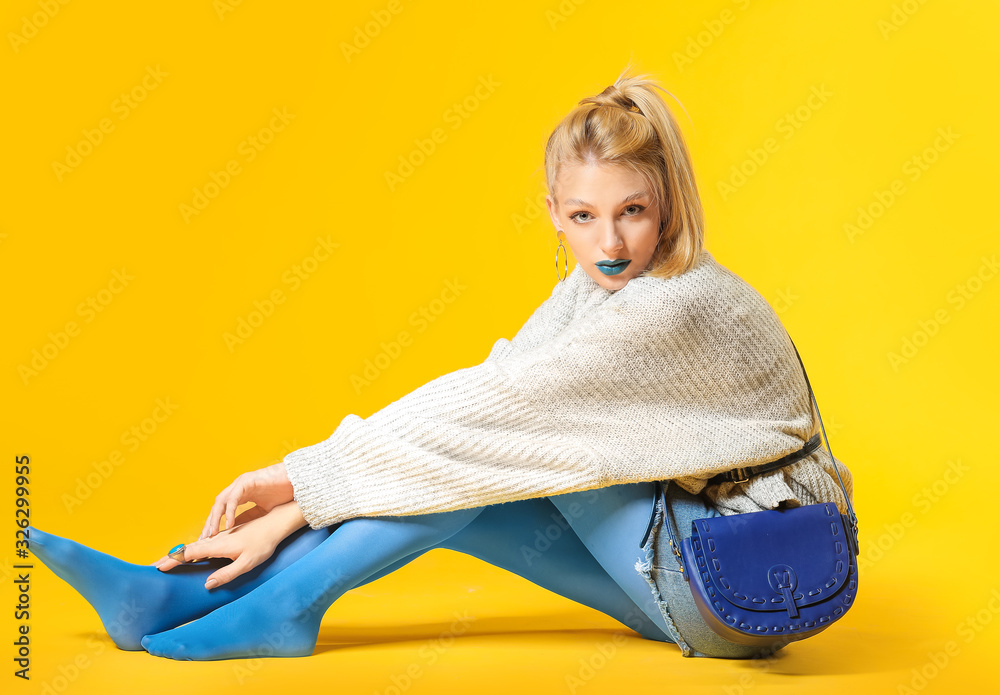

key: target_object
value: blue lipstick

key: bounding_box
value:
[595,259,631,276]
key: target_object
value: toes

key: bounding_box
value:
[140,635,162,656]
[142,632,192,660]
[141,634,172,658]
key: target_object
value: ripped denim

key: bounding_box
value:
[635,480,790,659]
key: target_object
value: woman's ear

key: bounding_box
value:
[545,194,561,232]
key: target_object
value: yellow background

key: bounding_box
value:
[2,0,997,693]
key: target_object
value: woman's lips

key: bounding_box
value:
[595,259,631,276]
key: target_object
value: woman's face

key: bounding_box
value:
[546,161,662,292]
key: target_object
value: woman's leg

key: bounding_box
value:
[28,519,453,653]
[141,494,676,661]
[29,492,658,655]
[35,483,756,660]
[439,497,673,642]
[538,483,690,647]
[140,505,488,660]
[27,524,341,650]
[286,497,673,642]
[544,481,785,659]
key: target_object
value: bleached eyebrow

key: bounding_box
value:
[563,191,649,208]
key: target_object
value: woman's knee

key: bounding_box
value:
[337,504,488,547]
[441,497,555,551]
[549,481,654,507]
[546,482,655,539]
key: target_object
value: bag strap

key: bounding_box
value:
[785,332,859,534]
[641,331,860,564]
[707,432,822,484]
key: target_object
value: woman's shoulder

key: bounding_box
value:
[532,247,736,312]
[511,248,781,352]
[617,249,770,317]
[508,264,597,352]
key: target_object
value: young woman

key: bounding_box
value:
[28,66,854,662]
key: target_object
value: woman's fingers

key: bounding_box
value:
[182,531,272,589]
[198,462,295,540]
[152,505,285,585]
[180,536,232,565]
[204,554,258,589]
[202,487,234,539]
[224,495,239,532]
[152,554,177,570]
[160,507,268,572]
[200,493,223,539]
[205,503,266,538]
[199,507,217,540]
[202,479,245,539]
[198,462,294,540]
[152,540,205,572]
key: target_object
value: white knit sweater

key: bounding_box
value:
[283,249,854,530]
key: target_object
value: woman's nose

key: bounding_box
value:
[599,224,624,253]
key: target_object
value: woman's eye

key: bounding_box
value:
[570,206,643,223]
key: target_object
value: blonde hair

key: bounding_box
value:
[544,65,705,279]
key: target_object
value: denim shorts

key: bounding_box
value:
[635,480,790,659]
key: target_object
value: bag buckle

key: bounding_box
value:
[667,538,685,576]
[730,467,750,484]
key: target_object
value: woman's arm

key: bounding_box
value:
[187,270,591,537]
[280,257,822,528]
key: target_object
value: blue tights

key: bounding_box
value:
[29,482,698,661]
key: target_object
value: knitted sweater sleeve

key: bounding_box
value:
[283,341,605,529]
[281,279,663,529]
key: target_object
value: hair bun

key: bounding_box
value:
[596,85,642,114]
[594,84,631,110]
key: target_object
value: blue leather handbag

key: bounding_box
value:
[653,335,860,648]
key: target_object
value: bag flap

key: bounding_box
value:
[688,503,852,611]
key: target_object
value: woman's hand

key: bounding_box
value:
[153,501,309,589]
[200,461,295,540]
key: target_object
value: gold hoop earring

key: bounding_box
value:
[555,231,568,282]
